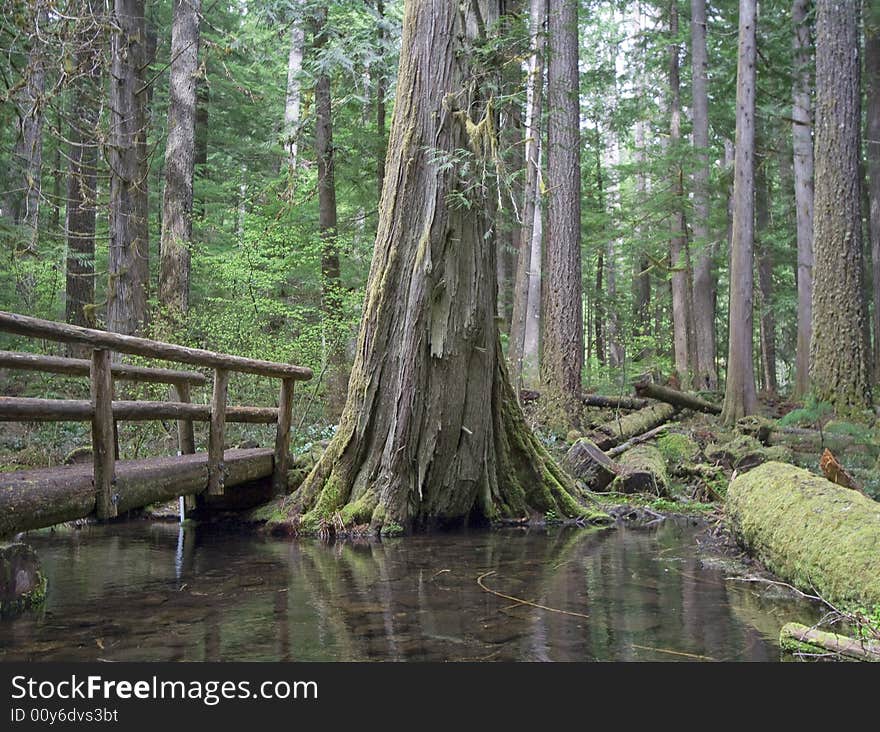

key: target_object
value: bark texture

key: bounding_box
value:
[108,0,150,336]
[690,0,717,390]
[867,10,880,381]
[810,0,871,411]
[292,1,603,533]
[755,151,777,394]
[720,0,758,424]
[65,8,102,342]
[541,0,583,424]
[791,0,814,397]
[159,0,201,318]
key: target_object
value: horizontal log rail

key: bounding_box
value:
[0,350,208,385]
[0,311,311,523]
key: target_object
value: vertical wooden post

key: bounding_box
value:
[207,368,229,496]
[91,348,117,519]
[272,378,295,496]
[173,379,197,512]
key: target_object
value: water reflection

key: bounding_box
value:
[0,521,823,661]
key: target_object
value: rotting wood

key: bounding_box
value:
[819,448,865,494]
[91,349,117,520]
[0,311,312,380]
[633,376,721,414]
[611,445,669,495]
[0,397,278,423]
[272,378,295,497]
[564,437,617,490]
[520,388,649,410]
[0,350,207,385]
[208,368,229,496]
[780,622,880,662]
[0,448,273,536]
[606,424,669,458]
[588,403,676,450]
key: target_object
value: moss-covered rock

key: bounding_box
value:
[0,543,47,616]
[727,462,880,607]
[656,431,701,464]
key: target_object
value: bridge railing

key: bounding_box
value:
[0,311,313,519]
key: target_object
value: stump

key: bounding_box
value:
[611,445,669,496]
[565,438,618,490]
[0,543,47,616]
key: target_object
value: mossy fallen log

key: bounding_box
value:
[632,378,721,414]
[611,445,669,495]
[705,435,790,472]
[588,403,676,450]
[564,438,618,490]
[727,462,880,607]
[780,622,880,662]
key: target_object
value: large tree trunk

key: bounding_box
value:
[720,0,758,424]
[810,0,871,411]
[508,0,546,392]
[755,149,777,394]
[542,0,584,426]
[283,0,305,172]
[158,0,201,320]
[668,0,693,385]
[108,0,149,337]
[791,0,814,397]
[867,9,880,382]
[65,8,102,348]
[374,0,387,200]
[292,0,602,534]
[690,0,717,390]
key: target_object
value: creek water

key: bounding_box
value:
[0,519,824,661]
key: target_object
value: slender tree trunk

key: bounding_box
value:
[668,0,692,385]
[593,132,605,368]
[158,0,201,321]
[755,150,777,394]
[866,11,880,381]
[65,9,102,346]
[193,81,209,217]
[721,0,758,424]
[633,117,651,353]
[294,0,598,533]
[108,0,149,336]
[792,0,814,397]
[541,0,583,426]
[810,0,871,411]
[283,1,305,172]
[508,0,546,392]
[690,0,716,390]
[375,0,387,200]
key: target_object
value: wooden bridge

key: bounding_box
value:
[0,311,313,537]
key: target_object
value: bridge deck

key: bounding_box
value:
[0,448,274,536]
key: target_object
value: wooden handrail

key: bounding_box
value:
[0,311,313,380]
[0,350,208,385]
[0,311,312,510]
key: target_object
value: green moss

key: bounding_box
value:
[0,544,47,616]
[380,521,404,537]
[727,462,880,607]
[656,432,701,464]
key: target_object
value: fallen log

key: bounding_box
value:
[726,461,880,607]
[588,403,676,450]
[519,389,648,411]
[611,445,669,495]
[606,424,669,458]
[705,435,791,472]
[780,623,880,662]
[564,438,618,490]
[633,378,721,415]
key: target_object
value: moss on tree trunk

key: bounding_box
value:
[727,461,880,607]
[284,1,607,535]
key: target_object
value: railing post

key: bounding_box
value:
[91,348,117,519]
[173,379,197,512]
[272,378,295,496]
[207,368,229,495]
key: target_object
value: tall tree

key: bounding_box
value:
[690,0,716,390]
[668,0,694,385]
[542,0,583,424]
[283,0,305,172]
[107,0,149,336]
[159,0,201,320]
[791,0,814,397]
[509,0,546,391]
[755,148,777,394]
[720,0,758,424]
[65,6,102,343]
[374,0,387,200]
[810,0,871,410]
[292,0,596,533]
[866,6,880,380]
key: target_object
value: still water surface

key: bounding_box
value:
[0,520,824,661]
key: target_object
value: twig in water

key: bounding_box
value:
[630,643,716,661]
[476,571,589,620]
